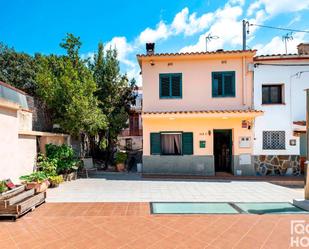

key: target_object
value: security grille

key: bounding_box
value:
[263,131,285,150]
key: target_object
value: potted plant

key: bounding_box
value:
[0,180,8,194]
[48,175,64,188]
[115,151,127,172]
[20,172,49,193]
[46,144,80,181]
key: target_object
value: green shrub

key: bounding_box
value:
[49,175,64,185]
[46,144,80,174]
[0,181,8,193]
[115,151,127,164]
[20,172,48,183]
[37,153,57,177]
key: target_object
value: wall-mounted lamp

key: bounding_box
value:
[150,60,155,66]
[208,130,212,136]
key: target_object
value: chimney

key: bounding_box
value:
[297,43,309,55]
[146,43,155,55]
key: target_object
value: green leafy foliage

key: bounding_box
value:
[48,175,64,185]
[45,144,80,174]
[20,172,48,183]
[89,43,137,162]
[0,180,8,193]
[0,43,38,94]
[115,151,127,164]
[37,153,57,177]
[35,34,107,136]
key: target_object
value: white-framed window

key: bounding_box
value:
[263,131,285,150]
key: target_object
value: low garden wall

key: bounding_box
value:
[253,155,301,176]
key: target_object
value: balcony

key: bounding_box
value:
[119,129,143,137]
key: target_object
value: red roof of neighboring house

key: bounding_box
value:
[254,54,309,61]
[293,121,306,126]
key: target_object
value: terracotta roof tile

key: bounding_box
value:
[137,49,256,58]
[143,109,263,115]
[293,121,306,126]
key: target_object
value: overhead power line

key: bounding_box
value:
[249,23,309,34]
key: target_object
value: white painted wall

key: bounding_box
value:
[0,105,36,183]
[253,61,309,155]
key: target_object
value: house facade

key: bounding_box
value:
[253,46,309,176]
[138,45,263,176]
[118,87,143,151]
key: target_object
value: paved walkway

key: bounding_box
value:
[0,202,308,248]
[46,173,303,202]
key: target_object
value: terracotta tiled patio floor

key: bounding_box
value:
[0,202,308,249]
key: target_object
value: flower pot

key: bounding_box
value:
[63,172,77,181]
[26,180,50,193]
[116,163,125,172]
[49,182,59,188]
[137,163,142,173]
[70,171,77,180]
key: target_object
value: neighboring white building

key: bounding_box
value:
[0,81,69,183]
[253,44,309,176]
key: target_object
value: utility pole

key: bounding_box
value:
[242,20,246,50]
[242,20,250,50]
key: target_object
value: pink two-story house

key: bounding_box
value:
[137,44,263,176]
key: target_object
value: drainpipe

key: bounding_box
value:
[242,56,246,106]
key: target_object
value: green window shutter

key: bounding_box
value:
[182,132,193,155]
[150,133,161,155]
[212,72,218,97]
[212,71,235,97]
[171,74,182,97]
[160,75,170,98]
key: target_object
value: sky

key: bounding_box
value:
[2,0,309,85]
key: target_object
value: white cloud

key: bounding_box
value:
[138,7,216,44]
[248,0,309,17]
[247,1,262,16]
[171,7,214,36]
[126,65,142,85]
[180,3,243,52]
[138,21,170,44]
[105,37,134,67]
[254,33,306,55]
[288,14,301,27]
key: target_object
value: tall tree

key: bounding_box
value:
[0,43,37,94]
[90,43,136,164]
[60,33,81,67]
[36,34,107,137]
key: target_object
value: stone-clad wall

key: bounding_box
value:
[253,155,301,176]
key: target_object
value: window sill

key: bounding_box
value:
[262,103,286,105]
[159,97,182,99]
[212,96,236,98]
